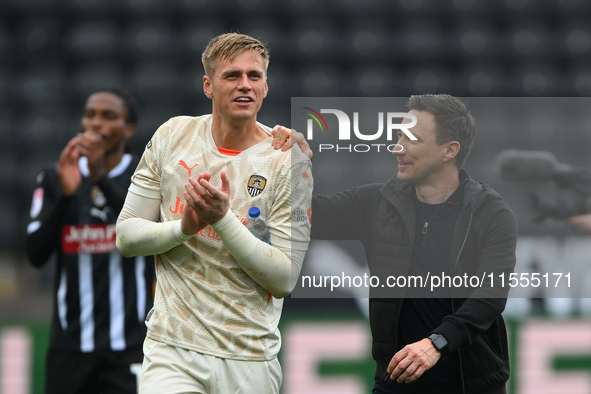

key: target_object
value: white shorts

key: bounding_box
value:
[139,337,282,394]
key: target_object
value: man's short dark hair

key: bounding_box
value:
[406,94,475,169]
[91,86,139,126]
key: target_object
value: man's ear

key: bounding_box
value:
[203,75,213,99]
[444,141,460,162]
[124,123,135,139]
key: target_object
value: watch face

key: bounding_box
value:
[431,335,448,350]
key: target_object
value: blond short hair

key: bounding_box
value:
[201,33,269,77]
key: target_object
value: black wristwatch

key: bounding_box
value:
[428,333,449,356]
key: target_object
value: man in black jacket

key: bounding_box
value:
[26,87,155,394]
[274,94,517,394]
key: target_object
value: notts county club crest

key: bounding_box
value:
[91,186,107,207]
[247,175,267,197]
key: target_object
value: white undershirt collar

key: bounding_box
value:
[79,153,133,179]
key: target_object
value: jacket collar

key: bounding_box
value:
[380,169,486,209]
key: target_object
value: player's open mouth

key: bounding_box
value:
[234,97,253,103]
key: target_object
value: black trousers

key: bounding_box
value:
[372,381,507,394]
[45,346,143,394]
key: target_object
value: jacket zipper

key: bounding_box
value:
[454,206,474,271]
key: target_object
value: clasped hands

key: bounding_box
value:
[181,171,231,235]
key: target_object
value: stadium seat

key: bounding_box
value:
[350,66,396,96]
[15,65,66,114]
[406,67,452,95]
[62,0,112,15]
[0,23,13,67]
[295,65,344,97]
[130,62,180,108]
[559,22,591,65]
[8,0,55,11]
[459,65,505,96]
[114,0,168,15]
[71,62,125,102]
[557,0,591,13]
[342,19,393,67]
[449,0,503,14]
[182,21,228,63]
[286,0,330,14]
[453,20,503,62]
[0,70,9,109]
[289,20,339,62]
[332,0,381,14]
[64,21,119,60]
[16,18,62,63]
[0,197,20,246]
[173,0,222,15]
[509,63,559,96]
[124,22,178,61]
[398,19,446,62]
[506,21,554,60]
[18,111,72,152]
[571,67,591,96]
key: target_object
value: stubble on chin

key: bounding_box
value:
[396,163,441,187]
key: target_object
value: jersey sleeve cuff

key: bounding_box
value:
[174,220,195,242]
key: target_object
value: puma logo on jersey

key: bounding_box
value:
[91,207,110,223]
[178,160,198,177]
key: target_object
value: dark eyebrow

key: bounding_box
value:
[83,108,121,117]
[220,69,240,76]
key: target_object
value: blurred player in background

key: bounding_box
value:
[26,87,155,394]
[275,94,517,394]
[116,33,313,393]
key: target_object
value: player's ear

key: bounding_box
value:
[203,75,213,99]
[124,123,135,139]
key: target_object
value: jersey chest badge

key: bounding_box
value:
[91,186,107,208]
[247,175,267,197]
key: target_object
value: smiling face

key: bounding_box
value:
[81,92,134,155]
[203,50,268,124]
[393,109,454,186]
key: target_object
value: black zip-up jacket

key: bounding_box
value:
[311,171,518,393]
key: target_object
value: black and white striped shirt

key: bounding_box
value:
[26,154,155,352]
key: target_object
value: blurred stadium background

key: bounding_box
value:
[2,0,591,392]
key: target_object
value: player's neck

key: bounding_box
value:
[414,168,460,204]
[104,146,126,173]
[211,114,269,151]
